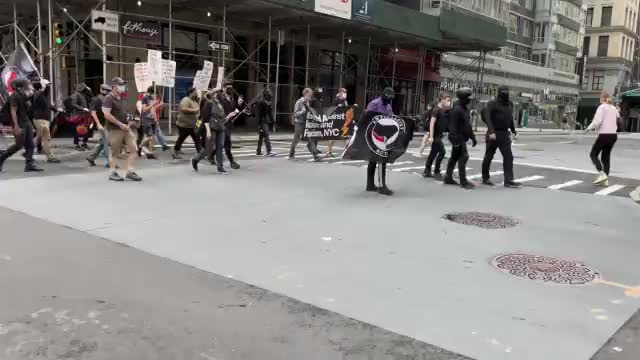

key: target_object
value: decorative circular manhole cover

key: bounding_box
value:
[492,254,600,285]
[443,212,518,229]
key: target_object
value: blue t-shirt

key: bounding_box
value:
[141,96,157,124]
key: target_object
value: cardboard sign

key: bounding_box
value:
[215,66,225,89]
[133,62,151,92]
[147,50,163,84]
[202,61,214,77]
[161,60,176,88]
[91,10,119,33]
[193,70,208,91]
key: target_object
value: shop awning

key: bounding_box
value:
[619,88,640,98]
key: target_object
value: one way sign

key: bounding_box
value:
[208,41,230,52]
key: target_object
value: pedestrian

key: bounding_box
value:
[422,92,451,179]
[219,80,241,169]
[255,89,276,156]
[417,103,435,157]
[139,86,164,159]
[0,79,43,172]
[326,88,349,158]
[173,87,202,159]
[67,83,92,150]
[102,77,142,182]
[31,79,61,164]
[444,87,477,189]
[86,84,112,167]
[365,87,396,196]
[289,88,321,161]
[191,88,228,174]
[481,85,520,188]
[586,92,619,186]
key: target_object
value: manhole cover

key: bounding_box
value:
[492,254,600,285]
[443,212,518,229]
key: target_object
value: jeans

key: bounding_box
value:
[482,131,514,182]
[446,142,470,184]
[155,124,168,147]
[0,123,35,165]
[87,129,110,163]
[425,136,446,174]
[290,122,319,157]
[590,133,617,175]
[195,129,225,166]
[224,127,235,163]
[175,126,202,153]
[257,123,272,154]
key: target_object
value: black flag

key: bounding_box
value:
[341,111,414,164]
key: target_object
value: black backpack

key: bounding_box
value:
[0,101,11,126]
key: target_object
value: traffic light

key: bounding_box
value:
[53,23,64,45]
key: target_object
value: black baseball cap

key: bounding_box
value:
[111,77,127,86]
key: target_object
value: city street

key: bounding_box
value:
[1,132,639,360]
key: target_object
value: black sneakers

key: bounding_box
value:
[504,180,522,188]
[87,158,96,166]
[109,172,124,182]
[125,171,142,181]
[443,177,459,185]
[230,161,240,169]
[378,186,394,196]
[482,179,496,186]
[24,163,44,172]
[191,158,199,172]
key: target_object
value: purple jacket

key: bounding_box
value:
[366,97,394,115]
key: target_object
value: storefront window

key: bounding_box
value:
[592,70,604,90]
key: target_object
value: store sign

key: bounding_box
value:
[121,16,161,42]
[91,10,119,33]
[315,0,352,19]
[439,79,497,97]
[352,0,373,21]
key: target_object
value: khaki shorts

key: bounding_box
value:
[109,128,138,157]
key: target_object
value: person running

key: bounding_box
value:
[417,103,435,157]
[0,79,43,172]
[191,88,228,174]
[586,92,619,187]
[422,92,450,179]
[67,83,92,150]
[219,80,241,169]
[365,87,396,196]
[139,86,164,159]
[326,88,349,158]
[102,77,142,182]
[444,87,477,189]
[31,79,61,164]
[289,88,321,161]
[173,87,202,159]
[255,89,275,156]
[86,84,112,167]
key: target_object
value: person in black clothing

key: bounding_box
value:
[0,79,43,172]
[423,92,451,179]
[444,87,477,189]
[191,88,229,174]
[68,83,93,150]
[31,79,61,163]
[481,85,520,188]
[255,89,276,156]
[219,80,240,169]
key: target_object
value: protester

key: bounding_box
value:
[191,88,227,174]
[444,87,477,189]
[255,89,276,156]
[289,88,321,161]
[86,84,112,167]
[173,87,202,159]
[326,88,349,158]
[102,77,141,182]
[67,83,92,150]
[422,92,450,179]
[0,79,43,172]
[586,92,619,187]
[481,85,520,188]
[417,103,435,157]
[365,87,395,196]
[139,86,164,159]
[219,80,241,169]
[31,79,61,163]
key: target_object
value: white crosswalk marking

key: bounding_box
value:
[548,180,583,190]
[392,166,424,172]
[453,167,472,173]
[468,171,503,180]
[333,160,366,165]
[387,161,414,167]
[595,184,625,196]
[513,175,544,183]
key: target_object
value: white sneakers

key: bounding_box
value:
[593,171,608,186]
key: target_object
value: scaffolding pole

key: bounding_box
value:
[102,1,107,84]
[37,0,44,76]
[305,24,310,87]
[273,30,281,132]
[267,16,271,86]
[14,2,18,49]
[47,0,54,107]
[222,4,226,69]
[363,36,370,104]
[168,0,173,134]
[339,31,345,89]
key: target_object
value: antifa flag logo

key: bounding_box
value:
[342,111,414,164]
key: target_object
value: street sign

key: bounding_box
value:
[91,10,119,33]
[208,41,230,52]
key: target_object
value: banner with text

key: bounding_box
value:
[303,105,356,140]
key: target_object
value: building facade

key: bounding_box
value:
[579,0,638,122]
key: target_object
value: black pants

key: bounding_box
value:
[174,126,202,153]
[223,127,235,163]
[590,133,617,175]
[482,131,514,182]
[446,142,469,184]
[367,161,387,187]
[0,124,35,165]
[257,123,272,154]
[195,129,225,166]
[425,136,446,173]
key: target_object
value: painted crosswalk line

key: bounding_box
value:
[468,171,503,180]
[333,160,366,165]
[548,180,583,190]
[364,161,413,168]
[512,175,545,183]
[595,184,626,196]
[392,166,425,172]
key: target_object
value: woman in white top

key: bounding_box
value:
[585,92,619,186]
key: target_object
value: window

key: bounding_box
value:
[522,19,532,37]
[581,70,590,90]
[541,53,547,66]
[525,0,533,9]
[625,8,629,28]
[509,14,518,33]
[586,7,593,26]
[597,36,609,56]
[622,38,627,58]
[583,36,591,57]
[601,6,612,26]
[592,70,605,90]
[532,53,540,64]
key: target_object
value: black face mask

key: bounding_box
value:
[225,89,233,96]
[264,94,272,101]
[458,95,471,106]
[382,95,393,105]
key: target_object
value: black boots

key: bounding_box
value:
[24,163,44,172]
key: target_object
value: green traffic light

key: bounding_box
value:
[56,38,63,44]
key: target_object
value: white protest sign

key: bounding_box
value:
[215,66,225,89]
[133,62,151,92]
[192,70,208,91]
[161,60,176,88]
[202,61,214,77]
[147,49,163,84]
